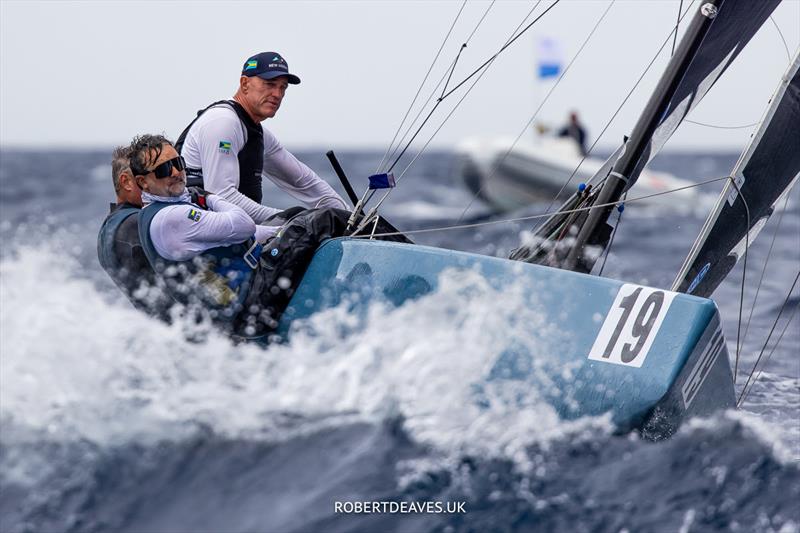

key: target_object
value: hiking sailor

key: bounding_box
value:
[130,133,362,340]
[97,145,171,317]
[175,51,347,225]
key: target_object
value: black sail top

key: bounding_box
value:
[628,0,782,191]
[674,50,800,297]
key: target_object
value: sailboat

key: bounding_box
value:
[272,0,797,439]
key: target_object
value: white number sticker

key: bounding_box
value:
[588,284,676,368]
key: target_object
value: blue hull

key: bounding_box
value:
[277,239,735,439]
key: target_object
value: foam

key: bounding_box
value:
[0,240,597,465]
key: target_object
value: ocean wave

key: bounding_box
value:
[1,224,798,532]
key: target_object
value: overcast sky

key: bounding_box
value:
[1,0,798,151]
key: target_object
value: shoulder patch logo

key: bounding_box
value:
[245,60,257,70]
[187,209,202,222]
[218,140,232,154]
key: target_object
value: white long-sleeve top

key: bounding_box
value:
[143,192,278,262]
[180,104,347,224]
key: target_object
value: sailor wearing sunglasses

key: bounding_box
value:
[97,145,171,319]
[129,132,366,338]
[131,135,278,263]
[121,133,408,339]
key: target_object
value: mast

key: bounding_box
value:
[561,0,724,271]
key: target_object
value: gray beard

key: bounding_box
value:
[141,190,191,206]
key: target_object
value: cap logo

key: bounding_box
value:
[272,56,281,61]
[245,60,258,70]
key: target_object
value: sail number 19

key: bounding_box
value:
[588,284,676,368]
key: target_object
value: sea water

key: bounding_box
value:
[0,149,798,532]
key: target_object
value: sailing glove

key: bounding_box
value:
[188,187,213,209]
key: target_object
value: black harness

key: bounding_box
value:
[175,99,265,203]
[97,203,173,317]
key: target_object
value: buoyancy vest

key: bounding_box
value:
[175,100,265,203]
[137,201,264,335]
[97,203,162,311]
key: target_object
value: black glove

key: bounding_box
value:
[188,187,213,209]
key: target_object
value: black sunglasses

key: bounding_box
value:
[141,156,186,179]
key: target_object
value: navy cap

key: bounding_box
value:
[241,52,301,85]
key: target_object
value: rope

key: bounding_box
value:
[376,0,468,173]
[737,270,800,407]
[350,175,729,239]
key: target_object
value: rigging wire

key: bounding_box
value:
[387,0,556,175]
[671,0,684,56]
[726,175,751,384]
[737,270,800,407]
[351,0,507,235]
[597,191,626,277]
[441,44,468,99]
[382,58,458,173]
[744,303,799,403]
[438,0,563,102]
[376,0,468,173]
[464,0,497,43]
[536,0,698,222]
[380,0,502,173]
[351,175,729,239]
[741,191,793,347]
[457,0,617,223]
[351,1,553,235]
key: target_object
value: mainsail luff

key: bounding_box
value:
[673,49,800,297]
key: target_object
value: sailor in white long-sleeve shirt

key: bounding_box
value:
[175,51,347,224]
[143,190,277,261]
[131,135,278,262]
[125,133,405,340]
